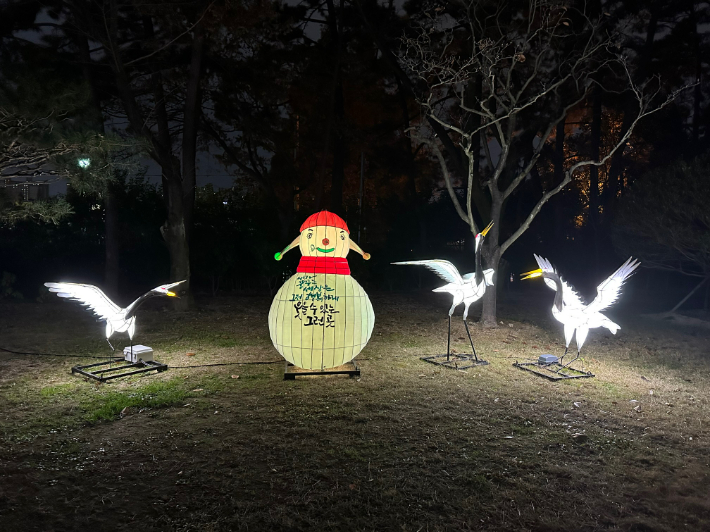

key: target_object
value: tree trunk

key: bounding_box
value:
[75,30,120,296]
[181,27,205,242]
[480,201,502,327]
[480,245,501,327]
[162,171,191,309]
[171,25,205,310]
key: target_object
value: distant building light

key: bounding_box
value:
[223,201,228,205]
[77,158,91,169]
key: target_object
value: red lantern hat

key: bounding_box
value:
[300,210,349,233]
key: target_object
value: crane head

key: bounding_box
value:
[151,280,186,297]
[474,222,494,251]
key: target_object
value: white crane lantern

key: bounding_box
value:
[521,255,640,370]
[44,280,185,352]
[269,211,375,372]
[393,222,494,365]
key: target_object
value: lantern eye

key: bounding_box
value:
[307,231,313,239]
[340,231,345,241]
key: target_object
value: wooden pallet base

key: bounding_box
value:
[284,361,360,380]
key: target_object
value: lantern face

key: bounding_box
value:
[299,225,350,258]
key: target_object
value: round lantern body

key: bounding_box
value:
[269,271,375,370]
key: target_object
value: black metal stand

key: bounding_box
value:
[284,360,360,380]
[421,353,488,370]
[420,315,488,371]
[72,359,168,382]
[513,360,594,381]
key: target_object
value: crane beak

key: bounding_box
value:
[164,280,186,297]
[520,268,543,280]
[480,221,494,237]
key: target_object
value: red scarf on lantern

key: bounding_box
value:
[297,256,350,275]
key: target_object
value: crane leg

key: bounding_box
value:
[463,319,478,361]
[106,337,115,351]
[559,346,568,363]
[557,350,581,373]
[446,315,451,361]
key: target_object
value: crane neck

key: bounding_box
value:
[124,291,159,318]
[475,241,483,286]
[544,272,564,312]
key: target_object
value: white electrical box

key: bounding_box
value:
[124,345,154,363]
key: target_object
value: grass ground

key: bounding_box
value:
[0,290,709,531]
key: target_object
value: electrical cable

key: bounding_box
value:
[0,346,123,360]
[0,346,281,367]
[169,361,282,368]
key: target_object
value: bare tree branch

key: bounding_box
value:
[409,128,476,234]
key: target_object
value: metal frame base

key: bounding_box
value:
[513,361,594,381]
[71,359,168,382]
[421,354,489,371]
[284,361,360,380]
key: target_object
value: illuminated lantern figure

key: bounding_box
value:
[521,255,640,371]
[44,280,185,381]
[44,281,186,351]
[269,211,374,370]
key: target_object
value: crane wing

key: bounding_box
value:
[587,257,640,313]
[533,255,585,309]
[44,282,121,320]
[392,260,463,285]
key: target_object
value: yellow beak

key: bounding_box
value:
[167,291,177,297]
[480,221,494,237]
[520,268,543,280]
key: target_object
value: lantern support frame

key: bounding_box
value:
[283,360,360,380]
[512,360,594,381]
[71,359,168,382]
[420,315,489,370]
[421,354,489,371]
